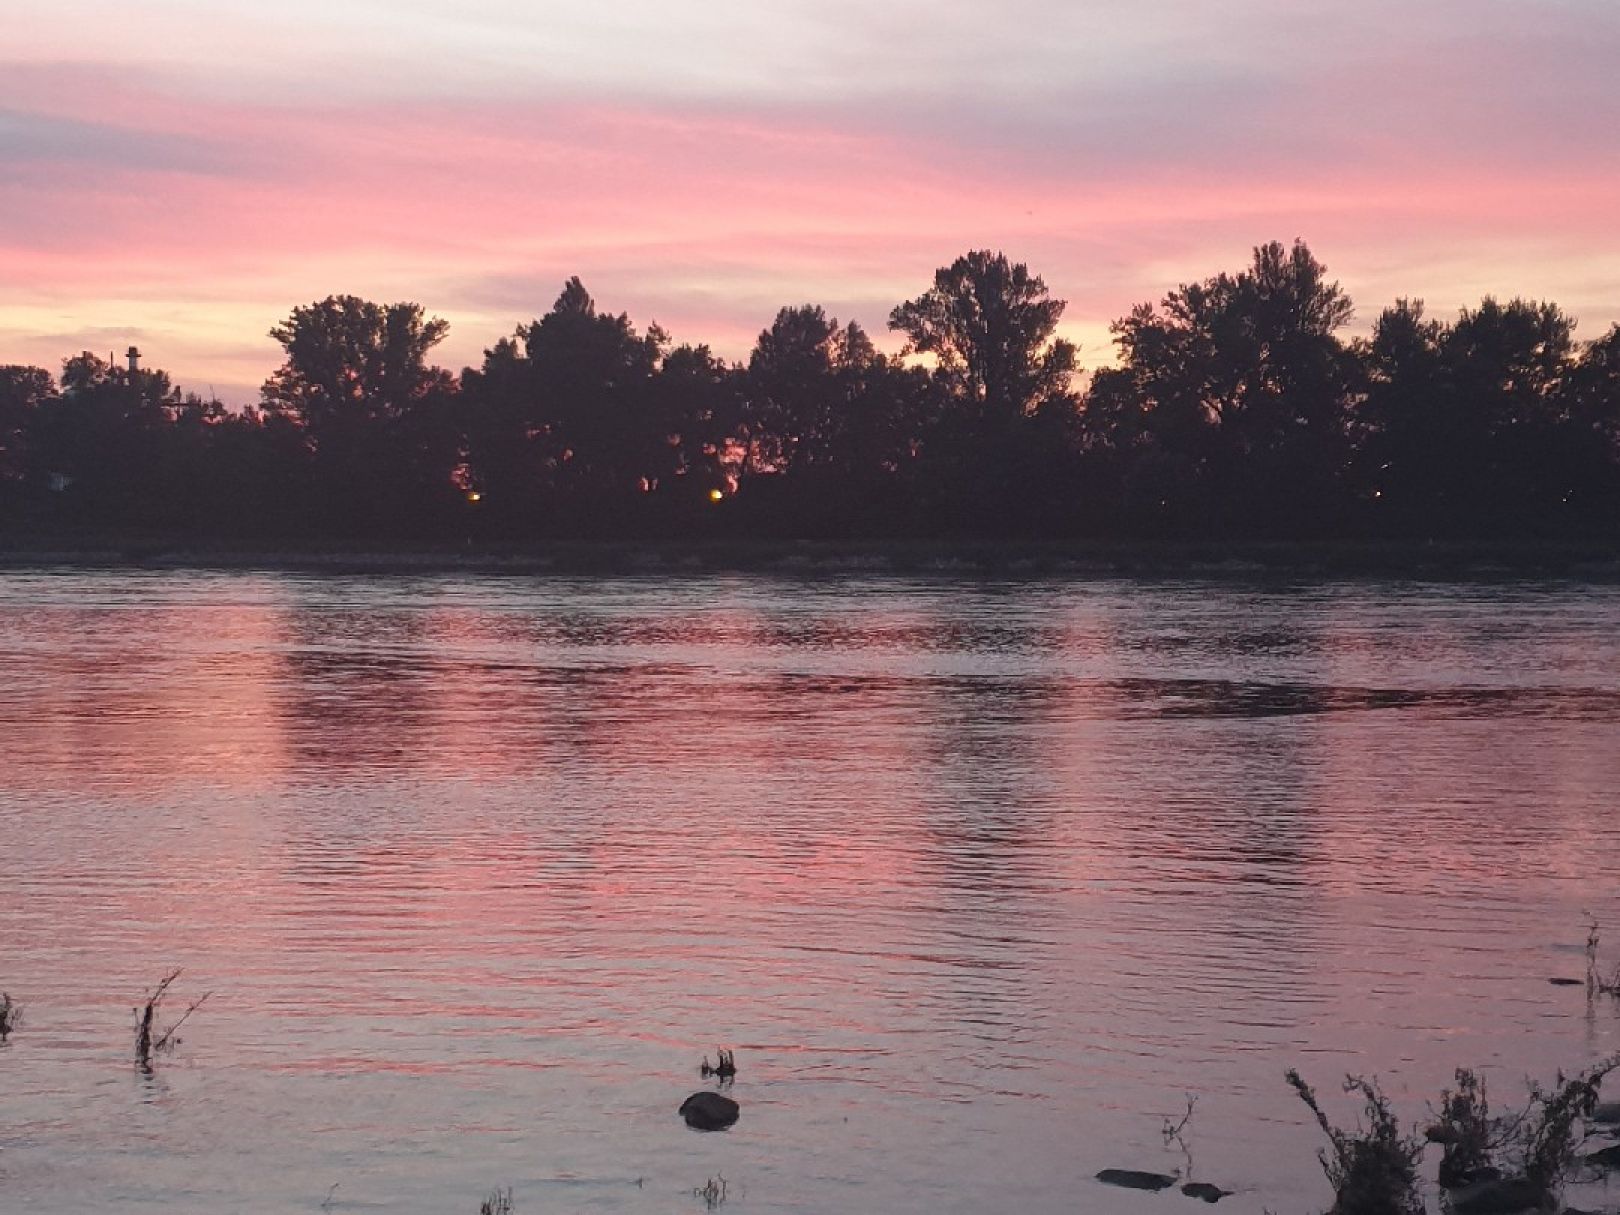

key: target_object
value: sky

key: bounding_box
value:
[3,0,1619,403]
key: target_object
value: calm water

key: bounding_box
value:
[2,569,1619,1215]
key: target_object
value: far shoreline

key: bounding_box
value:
[2,535,1619,581]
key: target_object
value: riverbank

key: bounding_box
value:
[2,535,1619,579]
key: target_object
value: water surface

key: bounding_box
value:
[2,569,1618,1214]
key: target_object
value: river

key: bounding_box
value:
[2,568,1618,1213]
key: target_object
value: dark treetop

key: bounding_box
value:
[4,245,1618,543]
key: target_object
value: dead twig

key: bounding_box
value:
[1162,1093,1197,1176]
[134,970,210,1069]
[0,991,19,1040]
[692,1175,728,1210]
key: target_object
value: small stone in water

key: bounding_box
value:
[679,1092,740,1131]
[1096,1169,1177,1191]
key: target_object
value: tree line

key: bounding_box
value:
[3,241,1618,542]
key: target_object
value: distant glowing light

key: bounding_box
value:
[709,488,724,502]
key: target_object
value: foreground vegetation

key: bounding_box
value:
[8,942,1620,1211]
[3,242,1618,543]
[1288,1059,1619,1215]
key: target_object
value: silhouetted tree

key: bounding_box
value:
[1444,297,1579,530]
[1352,298,1451,527]
[1558,324,1620,525]
[262,296,460,533]
[746,306,931,473]
[460,278,676,533]
[744,305,857,475]
[263,297,451,436]
[5,245,1619,544]
[733,304,942,533]
[1350,295,1620,534]
[522,278,664,499]
[889,251,1077,425]
[886,253,1083,533]
[25,353,194,525]
[0,365,56,517]
[1085,240,1356,533]
[457,333,541,524]
[641,341,739,507]
[1565,324,1620,457]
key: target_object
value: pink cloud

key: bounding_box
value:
[3,56,1619,401]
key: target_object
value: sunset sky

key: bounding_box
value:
[4,0,1618,403]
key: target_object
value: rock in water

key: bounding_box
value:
[1584,1142,1620,1168]
[1447,1175,1545,1215]
[680,1091,740,1131]
[1095,1169,1177,1191]
[1181,1181,1232,1203]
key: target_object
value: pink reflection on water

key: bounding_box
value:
[2,572,1620,1214]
